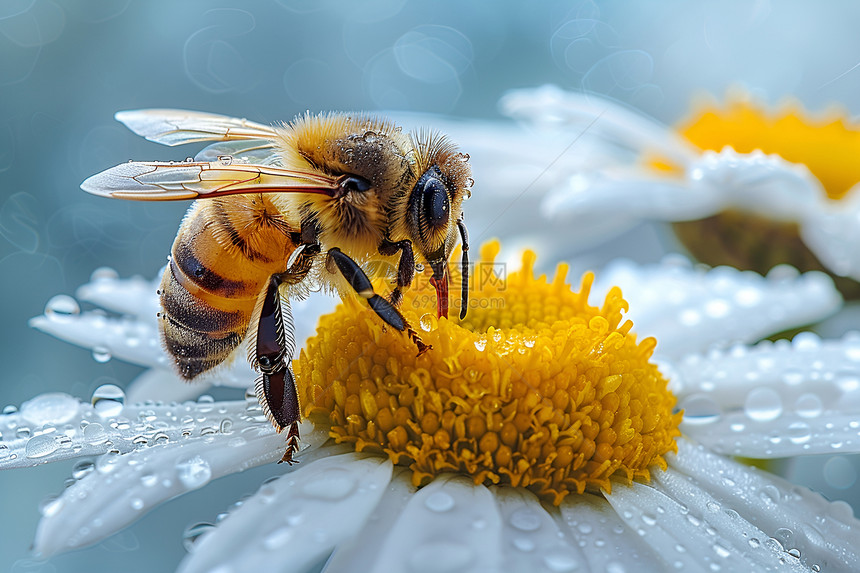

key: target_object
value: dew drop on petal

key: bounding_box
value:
[474,336,487,351]
[744,387,782,422]
[263,526,293,550]
[176,455,212,490]
[542,547,580,572]
[20,392,80,426]
[72,459,95,480]
[130,497,144,511]
[83,422,107,444]
[300,467,356,500]
[219,418,233,434]
[44,294,80,321]
[513,537,535,552]
[2,405,17,415]
[140,473,158,487]
[91,384,125,417]
[680,394,721,425]
[795,393,823,418]
[25,434,59,459]
[509,508,541,531]
[419,313,437,332]
[787,422,811,445]
[424,491,455,512]
[182,522,215,552]
[92,346,113,363]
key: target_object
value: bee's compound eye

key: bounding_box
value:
[422,177,449,229]
[339,175,371,194]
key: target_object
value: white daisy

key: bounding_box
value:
[497,85,860,297]
[4,240,859,572]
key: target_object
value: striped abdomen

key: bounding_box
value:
[159,195,296,379]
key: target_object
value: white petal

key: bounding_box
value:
[365,475,503,573]
[125,368,212,404]
[76,270,161,319]
[557,491,663,572]
[541,173,722,228]
[691,148,825,222]
[499,85,698,166]
[593,256,841,360]
[802,187,860,281]
[491,487,588,573]
[0,395,285,469]
[663,439,860,573]
[178,453,393,573]
[675,333,860,457]
[34,423,288,556]
[323,469,417,573]
[607,472,807,572]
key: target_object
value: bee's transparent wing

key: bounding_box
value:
[115,109,279,147]
[81,161,338,201]
[194,139,280,165]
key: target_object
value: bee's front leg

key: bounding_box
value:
[252,275,301,464]
[326,247,430,355]
[378,238,414,307]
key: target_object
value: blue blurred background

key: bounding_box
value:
[3,0,860,571]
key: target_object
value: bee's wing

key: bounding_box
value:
[115,109,279,147]
[81,161,339,201]
[194,139,280,165]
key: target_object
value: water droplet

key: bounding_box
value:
[176,455,212,490]
[16,427,31,439]
[83,422,107,444]
[424,491,455,512]
[219,418,233,434]
[543,548,580,572]
[19,393,80,425]
[44,295,80,321]
[263,526,293,550]
[140,473,158,487]
[510,508,541,531]
[92,384,125,417]
[218,155,233,166]
[92,346,113,363]
[748,537,760,549]
[182,522,215,552]
[72,460,95,480]
[2,404,17,415]
[795,393,823,418]
[419,313,437,332]
[786,422,811,445]
[301,467,356,500]
[712,543,731,559]
[25,434,59,458]
[96,451,121,474]
[474,336,487,351]
[744,387,782,422]
[680,394,721,425]
[759,485,781,505]
[130,497,144,511]
[513,537,534,552]
[90,267,119,281]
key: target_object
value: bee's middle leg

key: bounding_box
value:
[326,247,430,355]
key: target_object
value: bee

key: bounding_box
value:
[81,109,472,463]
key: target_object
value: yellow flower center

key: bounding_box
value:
[295,242,681,504]
[678,94,860,200]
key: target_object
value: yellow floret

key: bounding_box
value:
[295,241,682,504]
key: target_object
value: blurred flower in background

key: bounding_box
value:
[503,85,860,299]
[5,0,860,571]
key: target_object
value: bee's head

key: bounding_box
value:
[397,131,472,320]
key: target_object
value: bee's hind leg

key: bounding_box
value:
[326,247,430,355]
[253,275,302,464]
